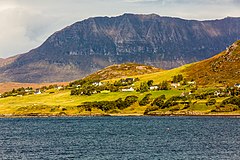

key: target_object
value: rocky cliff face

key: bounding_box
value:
[1,14,240,82]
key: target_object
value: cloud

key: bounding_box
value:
[124,0,240,5]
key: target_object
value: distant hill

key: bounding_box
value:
[1,14,240,83]
[85,63,163,81]
[0,82,68,94]
[184,40,240,85]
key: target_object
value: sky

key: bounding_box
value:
[0,0,240,58]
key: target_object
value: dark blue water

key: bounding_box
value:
[0,116,239,160]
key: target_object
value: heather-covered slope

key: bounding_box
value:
[85,63,163,81]
[184,40,240,85]
[1,14,240,83]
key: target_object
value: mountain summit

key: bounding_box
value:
[1,14,240,83]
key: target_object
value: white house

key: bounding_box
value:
[122,87,135,92]
[214,91,221,96]
[234,84,240,88]
[171,83,180,88]
[34,89,41,95]
[150,86,159,90]
[57,86,64,90]
[92,82,103,86]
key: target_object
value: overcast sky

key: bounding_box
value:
[0,0,240,58]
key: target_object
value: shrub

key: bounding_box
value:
[144,106,159,115]
[221,97,240,107]
[152,95,166,108]
[206,99,216,106]
[139,94,152,106]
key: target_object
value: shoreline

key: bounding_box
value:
[1,113,240,118]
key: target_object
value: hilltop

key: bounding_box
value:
[0,14,240,83]
[84,63,163,81]
[184,40,240,85]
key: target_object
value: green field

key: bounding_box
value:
[0,89,183,115]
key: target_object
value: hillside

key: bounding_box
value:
[0,14,240,83]
[0,82,68,94]
[1,42,240,116]
[184,40,240,85]
[85,63,163,81]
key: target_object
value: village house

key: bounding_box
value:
[234,84,240,88]
[57,86,64,90]
[214,91,221,97]
[171,83,180,88]
[92,82,103,86]
[150,86,159,90]
[122,87,135,92]
[34,89,41,95]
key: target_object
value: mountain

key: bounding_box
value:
[184,40,240,85]
[1,14,240,83]
[84,63,162,81]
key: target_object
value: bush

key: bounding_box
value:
[139,82,149,93]
[221,97,240,107]
[206,99,216,106]
[144,106,159,115]
[125,95,138,106]
[159,81,169,90]
[152,95,166,108]
[211,104,238,112]
[139,94,152,106]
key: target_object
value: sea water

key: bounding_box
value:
[0,116,239,159]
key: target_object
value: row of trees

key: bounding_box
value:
[1,87,34,98]
[78,95,138,112]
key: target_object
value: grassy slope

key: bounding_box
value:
[183,40,240,86]
[85,63,163,81]
[103,64,190,87]
[0,89,183,115]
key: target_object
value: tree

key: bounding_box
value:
[139,94,152,106]
[172,74,183,83]
[147,80,154,87]
[159,81,169,90]
[139,82,149,93]
[152,95,166,108]
[125,95,138,106]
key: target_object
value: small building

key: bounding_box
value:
[92,82,103,86]
[234,84,240,88]
[122,87,135,92]
[34,89,41,95]
[57,86,64,90]
[150,86,159,90]
[76,85,81,88]
[171,83,180,88]
[214,91,221,96]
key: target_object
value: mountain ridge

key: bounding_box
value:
[1,13,240,83]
